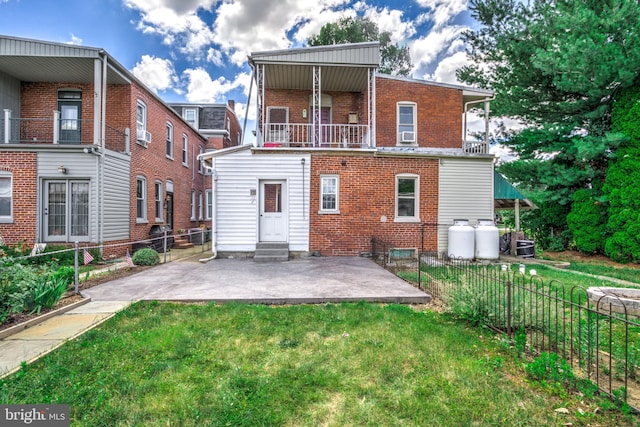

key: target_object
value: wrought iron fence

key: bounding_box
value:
[418,251,640,410]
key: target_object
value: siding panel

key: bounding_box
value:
[438,158,494,253]
[103,152,131,240]
[213,149,310,252]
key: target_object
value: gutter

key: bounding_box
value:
[463,95,495,146]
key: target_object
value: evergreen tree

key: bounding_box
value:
[458,0,640,250]
[307,16,412,76]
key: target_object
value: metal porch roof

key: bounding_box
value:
[494,171,537,210]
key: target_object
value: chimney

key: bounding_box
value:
[227,99,235,111]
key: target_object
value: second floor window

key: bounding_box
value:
[198,146,203,173]
[166,122,173,158]
[182,134,188,166]
[397,102,416,145]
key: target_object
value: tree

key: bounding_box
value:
[307,16,412,76]
[603,86,640,263]
[566,188,607,254]
[458,0,640,251]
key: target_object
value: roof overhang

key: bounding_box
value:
[0,35,130,84]
[249,42,380,92]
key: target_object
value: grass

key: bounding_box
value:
[2,301,635,426]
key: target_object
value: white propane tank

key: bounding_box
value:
[448,219,475,260]
[475,219,499,260]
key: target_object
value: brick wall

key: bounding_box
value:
[309,153,439,256]
[129,83,209,243]
[375,77,463,149]
[265,90,365,127]
[0,152,38,244]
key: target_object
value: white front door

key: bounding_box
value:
[259,180,287,242]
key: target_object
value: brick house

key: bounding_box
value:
[201,42,496,259]
[0,35,239,253]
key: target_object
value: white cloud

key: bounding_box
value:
[131,55,178,93]
[66,34,83,45]
[183,69,251,103]
[424,50,468,84]
[414,0,467,28]
[362,6,415,43]
[409,25,467,79]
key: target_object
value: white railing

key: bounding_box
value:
[463,140,489,154]
[261,123,370,149]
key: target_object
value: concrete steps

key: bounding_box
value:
[254,242,289,262]
[173,236,194,249]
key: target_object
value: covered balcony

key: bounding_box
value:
[250,42,379,150]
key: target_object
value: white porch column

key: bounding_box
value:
[94,58,103,146]
[53,110,60,144]
[3,109,10,144]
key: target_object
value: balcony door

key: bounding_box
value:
[58,90,82,144]
[311,107,331,146]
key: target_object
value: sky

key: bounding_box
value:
[0,0,494,147]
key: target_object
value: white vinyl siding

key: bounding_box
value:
[210,148,310,252]
[438,158,494,252]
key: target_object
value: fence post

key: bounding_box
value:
[74,241,79,295]
[201,228,205,252]
[506,279,512,337]
[163,230,168,264]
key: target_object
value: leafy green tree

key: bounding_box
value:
[307,16,412,76]
[459,0,640,250]
[603,86,640,263]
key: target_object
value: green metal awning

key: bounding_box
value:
[494,172,537,210]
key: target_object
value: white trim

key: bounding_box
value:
[397,102,417,146]
[154,180,163,222]
[395,174,420,222]
[182,134,189,167]
[319,174,340,214]
[0,172,13,223]
[165,121,174,159]
[136,175,147,223]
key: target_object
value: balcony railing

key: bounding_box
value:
[463,140,489,155]
[260,123,371,149]
[1,110,130,152]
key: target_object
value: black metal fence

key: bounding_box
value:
[416,251,640,411]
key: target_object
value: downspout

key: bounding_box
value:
[99,52,108,248]
[199,160,217,262]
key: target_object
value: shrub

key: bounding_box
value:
[566,188,607,254]
[132,248,160,266]
[525,352,574,384]
[50,266,75,288]
[24,276,68,315]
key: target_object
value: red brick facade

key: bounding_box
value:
[309,154,439,256]
[129,84,208,243]
[0,152,37,245]
[375,77,463,149]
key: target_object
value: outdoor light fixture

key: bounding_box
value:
[57,165,67,174]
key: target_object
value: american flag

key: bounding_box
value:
[83,249,94,265]
[125,250,135,267]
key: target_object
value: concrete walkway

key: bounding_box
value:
[0,256,430,378]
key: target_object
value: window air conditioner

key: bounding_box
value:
[400,131,415,143]
[138,130,152,145]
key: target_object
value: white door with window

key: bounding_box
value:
[259,180,287,242]
[43,180,90,242]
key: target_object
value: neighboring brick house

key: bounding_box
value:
[0,35,237,253]
[201,42,496,259]
[169,101,242,150]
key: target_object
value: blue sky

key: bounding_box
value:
[0,0,481,139]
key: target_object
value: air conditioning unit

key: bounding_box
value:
[400,131,415,143]
[204,167,213,176]
[137,130,152,145]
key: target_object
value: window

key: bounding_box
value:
[0,172,12,222]
[136,100,149,145]
[397,102,416,144]
[182,134,188,166]
[166,122,173,158]
[136,176,147,222]
[198,146,203,173]
[198,191,203,220]
[155,181,163,222]
[190,190,196,220]
[396,175,419,221]
[205,190,212,220]
[183,108,197,128]
[226,117,231,132]
[319,175,339,213]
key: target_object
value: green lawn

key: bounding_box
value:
[1,302,636,426]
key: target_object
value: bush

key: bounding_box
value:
[566,188,607,254]
[50,266,75,287]
[132,248,160,266]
